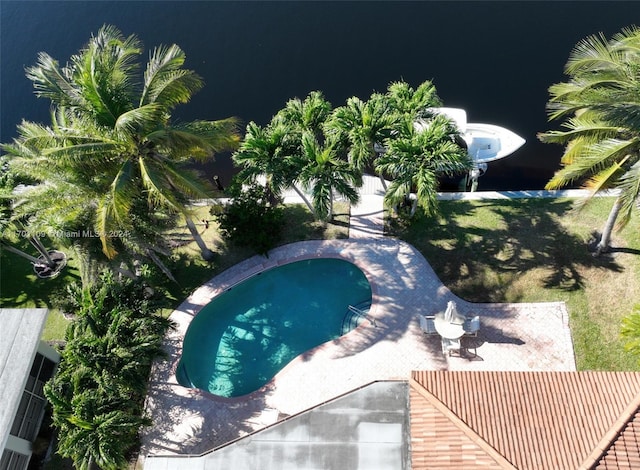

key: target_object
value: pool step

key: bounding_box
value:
[341,303,374,335]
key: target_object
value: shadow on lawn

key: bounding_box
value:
[390,198,623,302]
[0,242,81,308]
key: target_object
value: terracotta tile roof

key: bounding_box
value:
[592,407,640,470]
[410,371,640,470]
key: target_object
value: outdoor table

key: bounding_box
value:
[434,312,465,339]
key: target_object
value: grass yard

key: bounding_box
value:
[389,196,640,371]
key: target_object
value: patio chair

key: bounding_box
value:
[441,337,461,356]
[418,315,437,335]
[463,315,480,336]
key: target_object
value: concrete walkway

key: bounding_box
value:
[277,174,387,239]
[349,175,386,239]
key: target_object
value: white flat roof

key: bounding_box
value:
[0,308,49,452]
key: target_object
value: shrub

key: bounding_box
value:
[212,183,284,255]
[44,270,173,470]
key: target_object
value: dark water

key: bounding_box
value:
[2,1,639,190]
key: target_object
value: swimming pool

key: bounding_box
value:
[177,258,372,398]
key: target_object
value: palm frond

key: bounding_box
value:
[26,52,83,107]
[140,44,203,108]
[565,32,625,75]
[159,163,211,200]
[171,118,241,155]
[137,156,181,210]
[582,156,629,193]
[146,117,239,161]
[95,197,119,259]
[114,103,164,138]
[414,168,439,214]
[539,115,620,144]
[109,160,136,225]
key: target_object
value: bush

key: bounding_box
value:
[212,183,284,255]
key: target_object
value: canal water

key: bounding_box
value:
[2,1,639,190]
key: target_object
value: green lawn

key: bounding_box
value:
[2,197,638,370]
[389,196,640,371]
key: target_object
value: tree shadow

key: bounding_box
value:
[0,242,81,308]
[141,330,270,457]
[392,198,624,301]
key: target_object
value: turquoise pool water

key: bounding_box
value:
[177,258,372,398]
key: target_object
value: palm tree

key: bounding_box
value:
[232,119,310,209]
[299,132,360,220]
[2,25,239,265]
[384,79,442,121]
[233,92,335,219]
[539,26,640,255]
[325,93,395,187]
[277,90,332,141]
[376,114,470,215]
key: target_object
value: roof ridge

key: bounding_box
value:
[579,381,640,470]
[409,377,517,470]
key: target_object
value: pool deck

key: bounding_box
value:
[140,176,578,461]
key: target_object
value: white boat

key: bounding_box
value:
[419,108,526,190]
[421,107,526,164]
[464,122,526,164]
[375,107,525,191]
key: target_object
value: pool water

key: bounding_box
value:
[177,258,372,398]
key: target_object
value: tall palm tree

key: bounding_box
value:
[233,92,335,219]
[299,132,360,221]
[376,114,470,215]
[2,25,239,265]
[232,119,310,208]
[539,26,640,255]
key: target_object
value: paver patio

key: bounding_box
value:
[140,237,575,459]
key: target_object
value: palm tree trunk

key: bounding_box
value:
[1,242,44,264]
[146,249,178,283]
[292,185,317,219]
[409,193,418,217]
[29,235,55,267]
[328,187,334,220]
[185,217,215,261]
[377,172,388,191]
[595,197,622,256]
